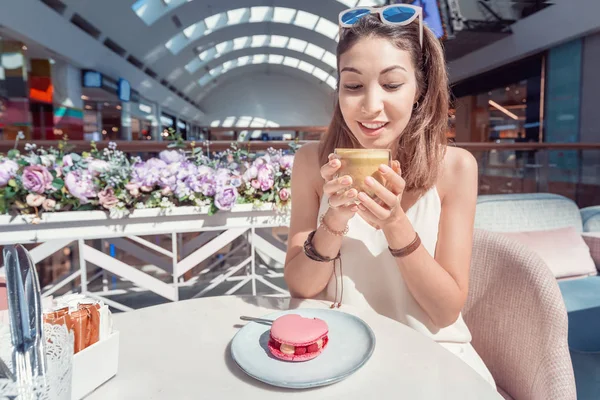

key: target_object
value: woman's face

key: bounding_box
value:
[338,36,418,149]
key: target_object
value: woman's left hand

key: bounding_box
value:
[357,160,405,229]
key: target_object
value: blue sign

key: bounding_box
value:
[82,70,102,88]
[401,0,445,39]
[118,78,131,102]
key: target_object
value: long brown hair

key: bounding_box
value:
[319,11,449,193]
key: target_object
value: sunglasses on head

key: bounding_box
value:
[338,4,423,49]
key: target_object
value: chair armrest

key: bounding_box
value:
[582,232,600,270]
[581,206,600,232]
[464,229,576,400]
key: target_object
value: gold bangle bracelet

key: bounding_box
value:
[318,214,349,236]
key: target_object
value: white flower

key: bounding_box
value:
[40,154,56,167]
[26,193,45,207]
[42,198,56,211]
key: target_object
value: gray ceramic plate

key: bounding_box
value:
[230,308,376,389]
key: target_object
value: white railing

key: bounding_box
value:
[0,205,290,311]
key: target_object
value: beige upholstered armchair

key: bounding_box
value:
[463,229,576,400]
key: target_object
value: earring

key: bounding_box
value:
[413,101,419,110]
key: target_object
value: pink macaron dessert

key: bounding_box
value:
[268,314,329,361]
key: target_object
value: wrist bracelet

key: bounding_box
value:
[319,214,349,237]
[303,230,340,262]
[302,230,344,309]
[388,232,421,258]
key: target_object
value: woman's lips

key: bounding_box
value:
[358,121,388,137]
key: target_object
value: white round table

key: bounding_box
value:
[86,295,502,399]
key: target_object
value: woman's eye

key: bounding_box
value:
[384,83,403,90]
[343,84,362,90]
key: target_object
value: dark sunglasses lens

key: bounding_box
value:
[382,6,416,23]
[341,8,371,25]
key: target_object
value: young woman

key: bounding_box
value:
[283,5,496,388]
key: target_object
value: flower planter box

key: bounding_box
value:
[0,203,289,245]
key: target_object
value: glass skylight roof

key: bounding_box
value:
[185,35,336,74]
[132,0,385,26]
[197,54,336,90]
[164,7,340,55]
[210,116,280,128]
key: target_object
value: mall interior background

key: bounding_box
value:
[2,2,600,397]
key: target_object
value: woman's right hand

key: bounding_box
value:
[320,154,359,228]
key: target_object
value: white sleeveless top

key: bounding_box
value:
[318,186,472,344]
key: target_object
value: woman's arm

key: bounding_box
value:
[283,143,356,298]
[385,148,477,328]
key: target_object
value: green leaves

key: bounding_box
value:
[7,149,20,159]
[52,178,64,191]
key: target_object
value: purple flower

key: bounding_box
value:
[159,162,181,190]
[254,155,270,166]
[200,179,216,197]
[131,158,166,188]
[98,188,119,209]
[177,162,198,181]
[0,160,18,187]
[196,166,215,179]
[62,155,73,167]
[65,170,96,204]
[215,168,230,186]
[22,165,53,194]
[159,150,187,164]
[251,179,261,190]
[257,164,274,191]
[146,158,168,170]
[279,188,290,202]
[186,174,216,197]
[230,175,242,188]
[174,181,191,199]
[280,155,294,170]
[214,186,238,210]
[243,165,258,182]
[260,179,274,191]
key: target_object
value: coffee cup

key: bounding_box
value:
[334,148,391,198]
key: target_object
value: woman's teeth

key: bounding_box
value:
[360,122,387,129]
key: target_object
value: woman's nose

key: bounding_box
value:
[360,88,384,117]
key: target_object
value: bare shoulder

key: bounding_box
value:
[294,141,321,164]
[437,146,478,203]
[292,142,324,196]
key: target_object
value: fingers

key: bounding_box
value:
[381,162,405,196]
[327,188,358,208]
[332,202,359,217]
[363,175,397,209]
[323,175,353,196]
[357,191,390,220]
[356,208,380,228]
[320,154,341,182]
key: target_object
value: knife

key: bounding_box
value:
[4,244,47,389]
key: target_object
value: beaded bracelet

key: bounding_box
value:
[318,214,349,237]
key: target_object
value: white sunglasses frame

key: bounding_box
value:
[338,4,423,49]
